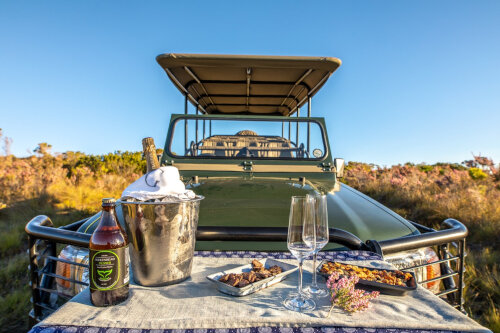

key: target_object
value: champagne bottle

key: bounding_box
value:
[142,137,160,173]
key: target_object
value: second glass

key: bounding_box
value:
[305,194,329,297]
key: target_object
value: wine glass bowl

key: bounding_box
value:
[283,196,316,312]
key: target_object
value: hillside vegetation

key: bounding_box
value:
[0,149,145,332]
[343,159,499,332]
[0,148,498,332]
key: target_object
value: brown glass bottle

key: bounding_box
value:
[89,198,129,306]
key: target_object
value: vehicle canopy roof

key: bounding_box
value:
[156,53,341,116]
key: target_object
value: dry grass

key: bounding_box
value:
[343,161,500,332]
[0,152,143,332]
[0,153,498,332]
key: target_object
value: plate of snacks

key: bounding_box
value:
[207,258,298,296]
[318,260,417,295]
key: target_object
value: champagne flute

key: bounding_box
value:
[283,196,316,312]
[305,194,329,297]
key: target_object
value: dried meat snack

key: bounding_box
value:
[256,271,271,280]
[268,265,283,275]
[218,274,230,282]
[238,279,250,287]
[241,272,252,281]
[227,274,241,287]
[218,260,284,288]
[247,271,257,283]
[252,259,264,270]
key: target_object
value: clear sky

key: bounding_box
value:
[1,1,499,166]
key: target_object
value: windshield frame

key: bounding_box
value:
[164,114,330,162]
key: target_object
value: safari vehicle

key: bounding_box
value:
[26,54,468,325]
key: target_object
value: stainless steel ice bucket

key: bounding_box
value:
[118,196,204,287]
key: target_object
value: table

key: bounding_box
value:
[29,251,490,333]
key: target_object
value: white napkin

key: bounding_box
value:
[121,166,196,201]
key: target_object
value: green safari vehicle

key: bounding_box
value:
[25,53,468,325]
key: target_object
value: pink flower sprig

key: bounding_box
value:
[326,271,379,316]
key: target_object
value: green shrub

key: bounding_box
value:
[434,162,467,171]
[449,163,467,171]
[0,230,22,258]
[469,167,488,180]
[68,151,146,177]
[418,164,433,172]
[0,288,30,332]
[0,254,29,295]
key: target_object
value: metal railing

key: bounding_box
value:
[376,219,467,311]
[25,216,467,325]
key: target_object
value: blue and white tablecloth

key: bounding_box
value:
[30,251,489,333]
[29,326,467,333]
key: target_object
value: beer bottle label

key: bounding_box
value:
[90,246,129,291]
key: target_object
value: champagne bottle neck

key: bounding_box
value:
[142,137,160,173]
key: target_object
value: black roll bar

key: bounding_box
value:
[196,226,368,250]
[26,216,467,254]
[25,215,91,248]
[25,216,367,251]
[368,219,468,255]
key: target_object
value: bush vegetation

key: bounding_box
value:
[0,149,144,332]
[343,158,500,332]
[0,147,498,332]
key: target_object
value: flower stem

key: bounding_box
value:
[327,303,334,318]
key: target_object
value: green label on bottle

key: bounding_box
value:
[90,247,129,291]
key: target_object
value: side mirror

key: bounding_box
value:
[334,158,345,178]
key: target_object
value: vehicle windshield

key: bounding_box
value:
[168,117,327,160]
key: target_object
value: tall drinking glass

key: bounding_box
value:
[305,194,329,297]
[283,196,316,312]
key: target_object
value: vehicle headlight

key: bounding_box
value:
[55,245,89,297]
[385,247,441,294]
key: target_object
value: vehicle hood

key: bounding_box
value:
[190,176,418,250]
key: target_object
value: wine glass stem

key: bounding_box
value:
[298,260,304,296]
[312,252,318,288]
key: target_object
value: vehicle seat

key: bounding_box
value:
[198,132,296,158]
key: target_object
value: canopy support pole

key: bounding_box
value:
[281,69,313,112]
[288,121,291,141]
[296,108,300,148]
[203,118,206,140]
[307,97,311,153]
[289,72,330,115]
[184,95,188,154]
[195,107,199,148]
[184,66,215,110]
[209,120,212,137]
[282,122,284,138]
[164,68,207,114]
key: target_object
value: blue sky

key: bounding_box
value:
[0,1,499,166]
